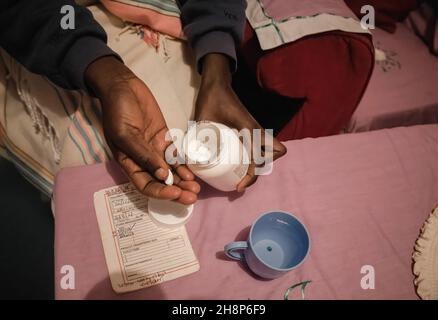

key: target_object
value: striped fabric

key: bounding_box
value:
[0,3,198,198]
[52,89,111,166]
[0,45,113,197]
[0,83,111,196]
[0,122,56,196]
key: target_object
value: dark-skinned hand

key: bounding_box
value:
[195,54,287,192]
[85,56,200,205]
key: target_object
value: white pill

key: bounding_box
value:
[165,169,174,186]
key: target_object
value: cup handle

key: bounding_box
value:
[224,241,248,261]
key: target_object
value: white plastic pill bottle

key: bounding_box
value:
[183,121,249,192]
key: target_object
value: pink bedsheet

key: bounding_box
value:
[347,23,438,133]
[54,125,438,300]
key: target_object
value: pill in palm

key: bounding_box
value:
[165,169,174,186]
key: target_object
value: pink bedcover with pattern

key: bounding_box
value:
[54,125,438,300]
[348,23,438,132]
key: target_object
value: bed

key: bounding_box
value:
[54,124,438,299]
[347,22,438,133]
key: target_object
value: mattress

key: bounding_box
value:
[347,23,438,133]
[54,124,438,299]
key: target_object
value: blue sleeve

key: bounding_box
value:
[177,0,247,72]
[0,0,121,92]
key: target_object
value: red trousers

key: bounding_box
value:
[240,24,375,141]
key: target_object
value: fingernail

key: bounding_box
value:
[155,168,167,180]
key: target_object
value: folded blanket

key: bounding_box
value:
[100,0,183,40]
[101,0,370,51]
[246,0,369,50]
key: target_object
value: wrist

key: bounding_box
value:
[84,56,135,98]
[200,53,232,89]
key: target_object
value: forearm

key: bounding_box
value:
[0,0,120,92]
[85,56,135,98]
[195,53,235,120]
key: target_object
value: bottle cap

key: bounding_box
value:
[148,198,194,229]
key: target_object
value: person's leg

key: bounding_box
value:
[240,25,374,141]
[262,33,374,140]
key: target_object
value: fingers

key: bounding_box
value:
[117,152,200,205]
[176,190,198,205]
[262,138,287,164]
[155,167,169,181]
[272,137,287,160]
[164,170,199,204]
[167,167,201,194]
[168,165,201,203]
[118,154,181,199]
[177,180,201,194]
[112,130,170,180]
[113,131,201,204]
[258,130,287,162]
[236,163,258,193]
[235,131,285,193]
[171,164,195,181]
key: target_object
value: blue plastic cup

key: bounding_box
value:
[224,211,310,279]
